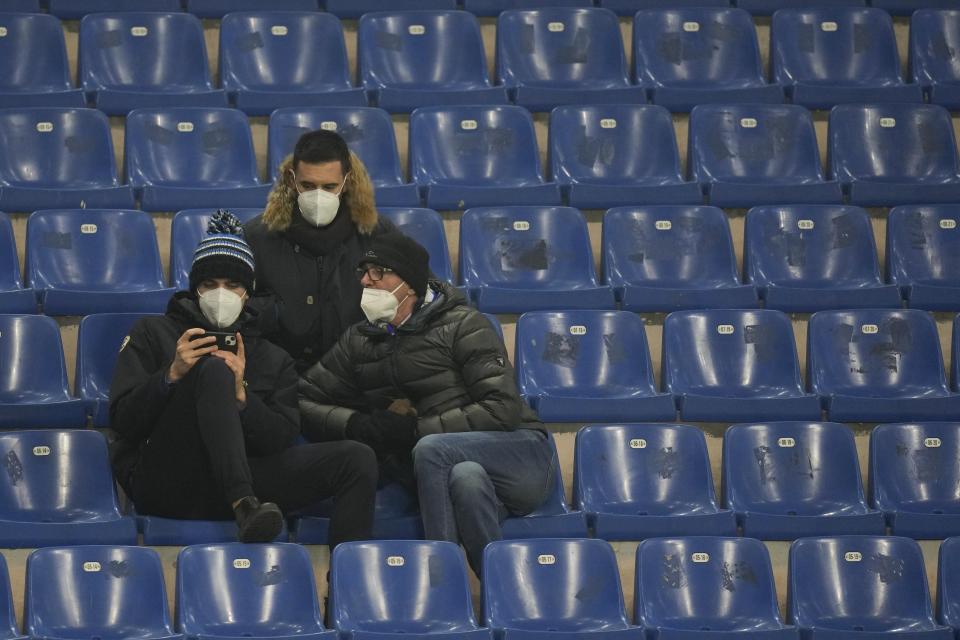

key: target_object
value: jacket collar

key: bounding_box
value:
[358,281,466,337]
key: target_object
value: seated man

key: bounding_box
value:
[299,232,556,573]
[110,211,377,544]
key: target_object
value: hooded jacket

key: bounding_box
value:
[298,281,546,442]
[109,292,300,491]
[244,156,395,372]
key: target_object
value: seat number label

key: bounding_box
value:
[600,119,617,129]
[861,324,878,334]
[408,25,425,35]
[683,22,700,32]
[537,554,556,565]
[0,28,7,38]
[798,220,815,230]
[320,121,338,131]
[940,219,957,230]
[548,22,565,32]
[32,446,50,456]
[880,118,896,128]
[177,122,194,133]
[36,122,53,133]
[271,26,288,36]
[691,553,709,563]
[717,324,735,335]
[820,21,838,32]
[83,562,101,572]
[778,437,796,448]
[845,552,862,562]
[513,221,530,231]
[233,559,251,569]
[629,439,647,449]
[460,120,477,130]
[655,220,672,231]
[740,118,757,128]
[386,556,405,567]
[569,325,586,335]
[925,437,942,448]
[131,26,148,37]
[81,224,98,234]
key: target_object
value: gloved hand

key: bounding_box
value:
[371,409,418,451]
[345,412,384,453]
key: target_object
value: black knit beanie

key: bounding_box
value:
[358,232,430,297]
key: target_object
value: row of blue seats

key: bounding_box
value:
[2,7,958,115]
[5,204,960,318]
[3,536,960,640]
[4,102,960,213]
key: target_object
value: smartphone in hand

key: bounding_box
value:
[191,331,239,354]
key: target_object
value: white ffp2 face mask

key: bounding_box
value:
[293,172,349,227]
[198,287,245,328]
[360,282,407,325]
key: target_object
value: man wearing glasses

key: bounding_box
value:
[299,232,555,575]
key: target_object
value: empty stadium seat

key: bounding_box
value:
[633,7,783,111]
[574,424,735,540]
[291,482,424,544]
[48,0,182,19]
[126,108,271,211]
[25,546,175,639]
[0,555,24,640]
[79,12,227,115]
[76,313,152,428]
[482,539,641,640]
[808,309,960,422]
[887,205,960,310]
[739,0,864,15]
[177,543,334,640]
[219,12,363,115]
[0,108,134,211]
[875,0,957,16]
[188,0,319,18]
[744,205,900,311]
[0,14,85,108]
[663,309,820,422]
[0,430,137,546]
[829,103,960,206]
[724,422,884,539]
[600,1,730,17]
[772,8,921,108]
[0,316,87,428]
[25,209,174,315]
[379,208,454,283]
[330,541,489,640]
[688,104,840,207]
[910,10,960,110]
[325,0,457,20]
[467,0,593,16]
[871,422,960,539]
[514,311,675,422]
[603,205,758,311]
[548,105,702,208]
[458,206,613,312]
[788,536,951,639]
[268,107,420,207]
[358,11,507,112]
[635,537,797,639]
[0,212,35,314]
[496,8,646,111]
[170,208,262,291]
[410,106,560,209]
[937,536,960,632]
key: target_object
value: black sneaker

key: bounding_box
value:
[233,496,283,543]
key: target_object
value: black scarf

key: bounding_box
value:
[283,204,356,258]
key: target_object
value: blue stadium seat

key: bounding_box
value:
[139,514,288,545]
[739,0,864,15]
[467,0,593,16]
[886,205,960,310]
[325,1,457,20]
[25,209,174,315]
[495,8,646,111]
[937,536,960,632]
[0,212,36,314]
[788,536,951,639]
[633,8,783,112]
[875,0,958,17]
[177,543,334,640]
[723,422,884,539]
[514,311,675,423]
[219,12,363,115]
[378,208,454,283]
[482,539,641,640]
[79,13,227,115]
[688,104,840,207]
[772,8,921,108]
[600,1,730,17]
[458,206,613,313]
[0,430,137,546]
[870,423,960,539]
[829,103,960,206]
[0,108,134,211]
[0,555,24,640]
[358,11,507,113]
[0,317,87,428]
[25,546,177,639]
[548,105,702,208]
[602,206,758,312]
[0,1,40,11]
[808,309,960,422]
[268,107,420,207]
[126,108,271,211]
[0,14,85,108]
[574,424,735,540]
[744,205,900,312]
[910,10,960,110]
[170,208,262,291]
[330,541,489,640]
[410,106,560,209]
[635,537,797,640]
[188,0,319,18]
[48,0,182,19]
[663,309,820,422]
[76,313,154,428]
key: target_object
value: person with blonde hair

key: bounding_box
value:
[244,129,395,372]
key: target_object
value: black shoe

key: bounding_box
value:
[233,496,283,543]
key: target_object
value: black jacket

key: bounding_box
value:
[109,293,300,490]
[298,281,545,442]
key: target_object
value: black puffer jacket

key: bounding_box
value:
[299,281,545,442]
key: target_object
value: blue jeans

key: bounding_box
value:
[412,428,556,574]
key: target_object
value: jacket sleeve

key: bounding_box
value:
[417,311,526,436]
[109,320,175,442]
[239,349,301,457]
[298,329,364,442]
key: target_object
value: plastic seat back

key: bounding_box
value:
[911,10,960,108]
[48,1,182,19]
[25,545,176,640]
[937,536,960,630]
[887,205,960,309]
[0,315,75,406]
[378,208,454,283]
[0,1,40,10]
[0,555,21,640]
[170,208,262,290]
[0,13,82,106]
[188,0,319,19]
[466,0,592,15]
[0,211,33,312]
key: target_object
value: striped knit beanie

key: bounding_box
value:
[189,210,256,292]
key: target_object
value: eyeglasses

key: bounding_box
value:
[356,265,394,282]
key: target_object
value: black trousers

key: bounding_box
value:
[132,357,376,547]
